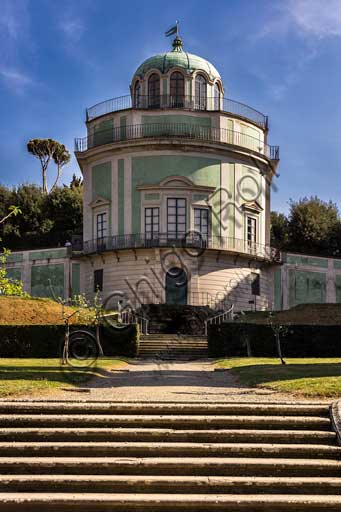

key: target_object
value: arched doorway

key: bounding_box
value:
[165,267,187,305]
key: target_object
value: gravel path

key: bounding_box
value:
[36,359,330,403]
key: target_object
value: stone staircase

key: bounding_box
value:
[138,334,209,360]
[0,400,340,510]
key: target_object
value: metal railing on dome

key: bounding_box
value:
[85,94,268,129]
[75,122,279,160]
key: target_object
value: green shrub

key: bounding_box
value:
[0,324,139,358]
[208,322,341,358]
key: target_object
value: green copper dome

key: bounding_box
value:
[133,37,221,81]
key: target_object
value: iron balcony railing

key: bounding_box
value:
[75,122,279,160]
[73,233,281,262]
[86,94,268,129]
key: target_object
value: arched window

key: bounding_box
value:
[134,80,141,108]
[195,74,207,110]
[148,73,160,108]
[214,83,221,110]
[170,71,184,107]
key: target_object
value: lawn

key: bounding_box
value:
[217,358,341,397]
[0,358,125,398]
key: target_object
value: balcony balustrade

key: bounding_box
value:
[72,233,281,263]
[75,122,279,160]
[86,94,268,129]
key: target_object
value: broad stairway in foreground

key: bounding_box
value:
[0,400,340,510]
[138,334,209,360]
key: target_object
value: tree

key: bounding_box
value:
[51,144,71,192]
[27,139,70,193]
[270,211,289,249]
[0,206,27,296]
[288,196,340,256]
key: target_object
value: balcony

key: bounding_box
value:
[86,94,268,130]
[72,233,281,263]
[75,122,279,161]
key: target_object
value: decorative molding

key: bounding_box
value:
[241,201,263,214]
[89,195,111,208]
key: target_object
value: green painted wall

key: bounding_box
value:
[93,119,113,146]
[145,193,160,200]
[6,267,22,282]
[118,159,125,235]
[142,115,211,127]
[193,193,208,201]
[6,253,23,263]
[120,116,127,140]
[132,155,221,235]
[334,260,341,270]
[29,248,68,261]
[31,264,64,299]
[92,162,112,201]
[227,163,235,238]
[288,269,326,307]
[273,268,282,310]
[72,263,81,296]
[286,254,328,268]
[336,275,341,303]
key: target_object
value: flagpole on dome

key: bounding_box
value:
[165,21,183,52]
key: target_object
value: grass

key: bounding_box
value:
[217,357,341,397]
[0,358,125,398]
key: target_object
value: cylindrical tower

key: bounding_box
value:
[74,35,280,311]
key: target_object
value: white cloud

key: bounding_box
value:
[59,17,85,44]
[0,67,36,94]
[286,0,341,38]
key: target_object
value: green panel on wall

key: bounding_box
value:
[118,159,125,235]
[334,259,341,270]
[193,193,208,202]
[6,267,22,282]
[142,115,211,127]
[141,115,211,138]
[72,263,81,296]
[6,253,23,263]
[132,155,221,235]
[93,119,113,146]
[31,264,64,299]
[273,268,282,310]
[288,269,326,308]
[92,162,112,201]
[120,116,127,140]
[286,254,328,268]
[29,248,68,261]
[145,193,160,200]
[336,275,341,303]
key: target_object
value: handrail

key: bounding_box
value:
[204,304,234,336]
[75,122,279,160]
[121,309,149,335]
[85,94,268,129]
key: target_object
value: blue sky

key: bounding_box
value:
[1,0,341,213]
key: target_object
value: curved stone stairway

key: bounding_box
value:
[0,400,340,510]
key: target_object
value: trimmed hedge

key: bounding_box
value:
[208,322,341,358]
[0,323,139,358]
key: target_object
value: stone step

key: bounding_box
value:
[1,475,341,495]
[0,414,331,430]
[0,493,341,512]
[0,402,329,416]
[2,493,341,511]
[0,442,339,459]
[1,457,341,477]
[0,428,335,445]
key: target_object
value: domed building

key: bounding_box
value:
[74,34,280,312]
